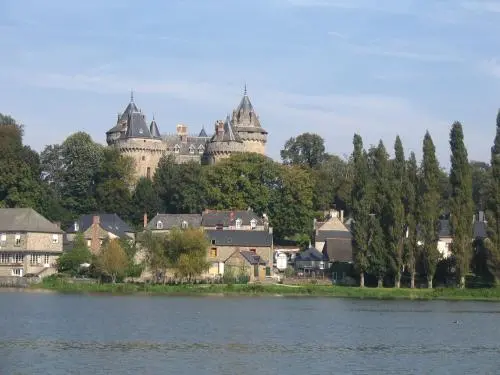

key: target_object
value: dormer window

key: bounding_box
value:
[52,234,59,244]
[156,221,163,230]
[250,219,257,229]
[198,145,205,153]
[235,218,242,229]
[0,233,6,243]
[74,222,79,232]
[15,234,21,246]
[189,145,195,154]
[174,145,180,154]
[181,220,188,229]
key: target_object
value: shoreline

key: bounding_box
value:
[11,280,500,301]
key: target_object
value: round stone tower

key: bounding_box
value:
[231,85,267,155]
[205,116,245,164]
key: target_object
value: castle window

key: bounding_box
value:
[198,145,205,153]
[189,145,195,154]
[250,219,257,229]
[174,145,180,153]
[156,221,163,230]
[142,156,145,161]
[181,220,188,229]
[146,167,151,179]
[235,218,242,229]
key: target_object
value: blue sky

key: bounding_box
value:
[1,0,500,167]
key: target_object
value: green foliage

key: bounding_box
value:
[280,132,327,168]
[470,161,491,211]
[405,152,419,287]
[449,122,474,288]
[131,177,160,225]
[56,233,92,275]
[419,132,442,287]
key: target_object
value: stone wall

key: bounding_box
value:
[26,233,63,252]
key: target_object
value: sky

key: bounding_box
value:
[1,0,500,168]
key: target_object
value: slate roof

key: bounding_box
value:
[474,221,487,239]
[69,214,134,237]
[295,247,327,262]
[206,230,272,247]
[126,111,152,138]
[147,214,202,230]
[162,135,208,155]
[210,115,242,143]
[198,127,208,137]
[202,210,264,227]
[106,97,139,134]
[322,238,353,263]
[0,208,64,233]
[438,219,451,237]
[240,250,267,265]
[150,119,161,138]
[315,230,351,242]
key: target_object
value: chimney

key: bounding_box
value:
[143,213,148,228]
[479,211,485,222]
[53,221,61,228]
[91,215,100,254]
[216,121,224,136]
[340,210,344,223]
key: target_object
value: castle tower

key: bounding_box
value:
[107,94,165,182]
[231,85,268,155]
[205,115,245,164]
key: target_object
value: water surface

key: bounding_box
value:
[1,291,499,374]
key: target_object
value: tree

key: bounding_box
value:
[405,152,419,288]
[131,177,160,225]
[367,214,387,287]
[95,148,134,218]
[351,134,371,287]
[388,136,406,288]
[141,230,169,283]
[449,122,474,289]
[470,161,491,211]
[56,233,92,275]
[420,131,441,288]
[280,133,326,168]
[485,111,500,283]
[165,228,209,281]
[97,239,129,283]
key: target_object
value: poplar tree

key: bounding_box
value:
[449,122,473,289]
[420,132,441,288]
[368,141,390,287]
[351,134,370,287]
[405,152,419,288]
[388,136,406,288]
[485,111,500,282]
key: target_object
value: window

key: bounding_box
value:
[174,145,180,153]
[12,268,22,277]
[146,167,151,179]
[250,219,257,230]
[43,254,50,265]
[254,264,259,277]
[0,233,6,243]
[15,234,21,246]
[235,218,242,229]
[189,145,195,154]
[210,248,218,257]
[211,239,216,245]
[52,234,59,244]
[73,222,79,232]
[87,239,91,247]
[142,156,146,161]
[333,272,338,280]
[181,221,188,229]
[198,145,204,154]
[156,221,163,230]
[14,254,23,263]
[250,249,256,253]
[30,254,41,265]
[0,254,9,263]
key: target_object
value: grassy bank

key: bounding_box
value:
[28,278,500,301]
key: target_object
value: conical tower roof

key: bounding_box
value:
[150,116,161,138]
[125,111,152,139]
[232,85,262,128]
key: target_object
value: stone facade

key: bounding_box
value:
[106,88,268,182]
[0,208,64,278]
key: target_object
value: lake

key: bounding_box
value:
[1,291,499,374]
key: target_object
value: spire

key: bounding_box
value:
[130,90,134,103]
[150,115,161,138]
[244,82,247,96]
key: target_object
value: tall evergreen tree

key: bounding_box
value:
[388,136,406,288]
[449,122,473,289]
[485,111,500,282]
[420,131,441,288]
[351,134,371,287]
[405,152,419,288]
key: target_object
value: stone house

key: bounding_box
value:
[294,247,328,277]
[205,229,273,278]
[65,214,135,254]
[225,250,267,282]
[0,208,64,278]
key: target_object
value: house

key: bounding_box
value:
[145,213,202,233]
[66,213,135,254]
[205,229,273,278]
[294,247,328,277]
[322,238,354,282]
[313,209,349,252]
[437,219,452,258]
[0,208,64,278]
[225,250,267,282]
[202,209,268,231]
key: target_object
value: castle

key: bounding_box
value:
[106,87,268,181]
